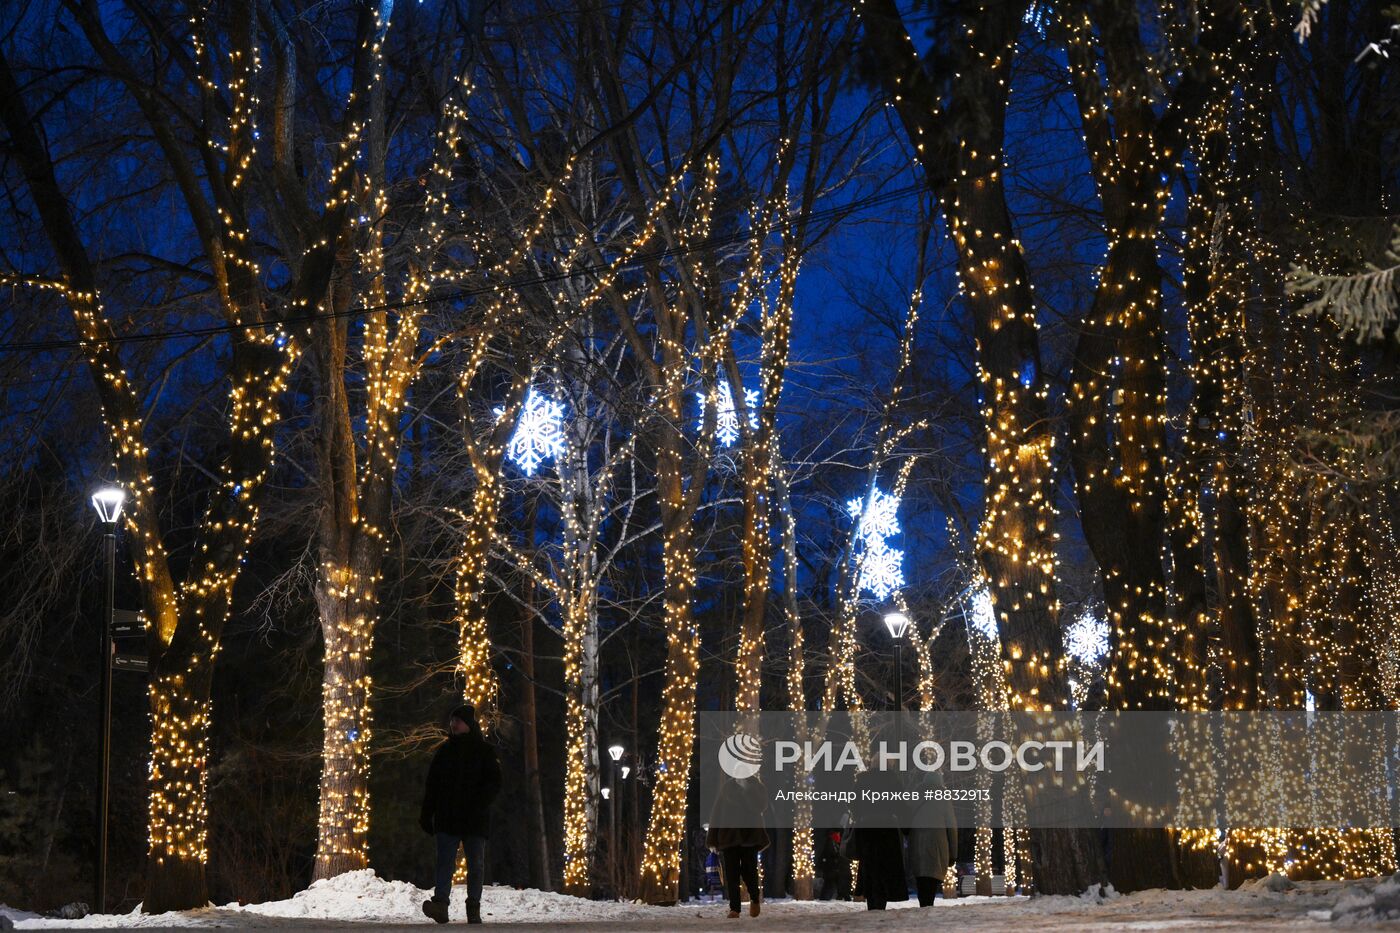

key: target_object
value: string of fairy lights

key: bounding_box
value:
[14,0,1400,906]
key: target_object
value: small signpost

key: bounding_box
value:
[110,609,147,674]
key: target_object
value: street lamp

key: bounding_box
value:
[883,611,910,713]
[620,765,631,780]
[606,744,624,897]
[92,486,124,915]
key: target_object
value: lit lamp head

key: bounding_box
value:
[608,743,624,763]
[91,487,126,525]
[883,610,911,641]
[620,765,631,779]
[600,786,611,800]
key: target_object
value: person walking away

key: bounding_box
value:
[906,772,957,906]
[705,774,770,918]
[854,763,907,910]
[420,705,501,925]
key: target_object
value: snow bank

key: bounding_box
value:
[1240,872,1296,893]
[1,904,41,925]
[13,870,1400,929]
[1325,871,1400,924]
[233,870,666,924]
[11,870,668,928]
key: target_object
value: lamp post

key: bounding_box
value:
[91,486,125,915]
[883,611,910,712]
[607,743,623,897]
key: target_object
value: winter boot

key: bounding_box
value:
[421,898,449,924]
[750,892,761,917]
[466,897,482,924]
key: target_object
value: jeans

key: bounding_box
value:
[915,875,939,906]
[434,832,486,902]
[721,846,761,913]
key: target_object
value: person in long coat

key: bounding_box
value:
[705,775,771,918]
[852,765,908,910]
[854,824,907,909]
[905,776,958,906]
[420,705,501,925]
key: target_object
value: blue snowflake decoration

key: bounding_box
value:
[966,582,998,642]
[846,487,902,541]
[848,484,904,600]
[697,380,758,447]
[497,388,566,476]
[1065,609,1109,665]
[855,536,905,601]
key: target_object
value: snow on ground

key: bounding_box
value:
[7,869,1400,930]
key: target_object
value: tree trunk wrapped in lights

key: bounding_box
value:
[860,0,1104,893]
[1059,0,1228,891]
[777,463,815,899]
[297,30,470,873]
[560,591,601,894]
[0,0,377,897]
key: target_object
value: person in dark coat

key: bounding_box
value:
[905,773,957,906]
[816,828,851,900]
[420,705,501,925]
[705,775,770,918]
[852,766,907,910]
[855,825,907,909]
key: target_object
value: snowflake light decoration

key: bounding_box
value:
[1024,2,1049,37]
[855,536,904,601]
[697,380,758,447]
[1065,608,1110,665]
[965,582,998,642]
[496,388,566,476]
[847,488,902,542]
[848,484,904,600]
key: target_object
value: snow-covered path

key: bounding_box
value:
[7,870,1400,930]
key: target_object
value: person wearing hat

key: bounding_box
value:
[420,705,501,924]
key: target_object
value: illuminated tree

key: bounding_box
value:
[859,0,1102,893]
[491,350,639,895]
[0,0,387,906]
[277,22,481,876]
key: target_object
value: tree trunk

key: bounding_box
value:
[518,586,553,892]
[561,593,601,896]
[143,666,213,913]
[456,479,504,716]
[638,493,699,905]
[777,466,813,899]
[311,582,373,880]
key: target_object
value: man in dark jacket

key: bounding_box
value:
[420,705,501,925]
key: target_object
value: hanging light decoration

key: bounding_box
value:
[846,486,904,601]
[965,581,998,642]
[1065,608,1110,666]
[497,388,566,476]
[697,379,758,448]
